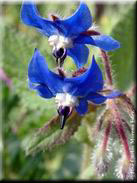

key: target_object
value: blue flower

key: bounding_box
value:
[21,2,120,68]
[28,49,121,129]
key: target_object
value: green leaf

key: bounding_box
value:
[22,112,82,155]
[110,6,135,91]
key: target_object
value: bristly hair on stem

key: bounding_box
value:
[100,49,113,86]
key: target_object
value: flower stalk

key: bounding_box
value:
[100,49,113,87]
[102,120,112,154]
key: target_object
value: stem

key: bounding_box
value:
[100,50,113,86]
[102,120,112,154]
[95,109,109,134]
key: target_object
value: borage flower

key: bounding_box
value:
[21,2,120,68]
[28,49,121,129]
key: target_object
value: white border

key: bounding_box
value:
[0,0,136,3]
[0,4,3,181]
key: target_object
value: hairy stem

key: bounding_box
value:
[100,50,113,86]
[102,120,112,154]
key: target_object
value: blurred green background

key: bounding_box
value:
[0,1,135,180]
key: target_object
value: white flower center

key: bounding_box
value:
[55,93,78,108]
[48,35,73,50]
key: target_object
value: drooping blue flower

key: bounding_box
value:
[21,2,120,68]
[28,49,121,129]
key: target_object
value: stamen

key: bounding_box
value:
[58,106,71,129]
[82,30,101,36]
[72,67,87,77]
[57,68,66,78]
[50,14,59,21]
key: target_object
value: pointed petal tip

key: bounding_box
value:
[33,48,46,62]
[32,48,40,59]
[108,40,121,51]
[92,55,95,62]
[20,2,58,36]
[34,48,38,52]
[34,48,39,55]
[58,1,92,37]
[90,55,97,68]
[93,35,121,51]
[90,55,100,71]
[106,90,123,99]
[109,39,121,51]
[115,41,121,49]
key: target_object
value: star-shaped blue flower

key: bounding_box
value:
[21,2,120,68]
[28,49,121,129]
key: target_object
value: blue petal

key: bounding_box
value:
[75,98,88,115]
[105,90,123,98]
[20,2,59,36]
[74,34,95,44]
[74,34,120,51]
[29,81,54,98]
[92,35,120,51]
[67,44,89,68]
[28,48,65,95]
[55,2,92,37]
[64,56,104,96]
[85,92,107,104]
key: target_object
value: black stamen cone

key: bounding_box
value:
[58,106,70,129]
[53,48,67,68]
[60,115,67,129]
